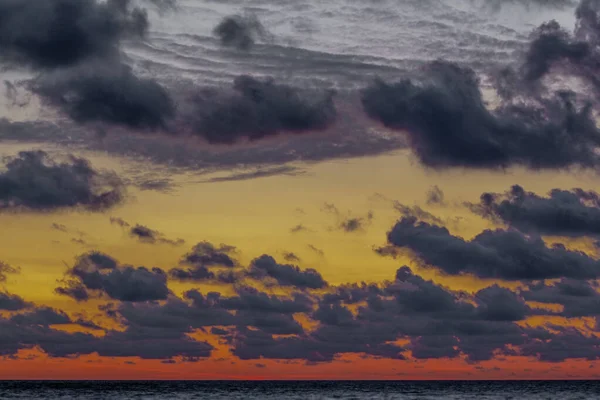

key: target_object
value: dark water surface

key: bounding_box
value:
[0,381,598,399]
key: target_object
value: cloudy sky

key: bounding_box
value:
[2,0,600,379]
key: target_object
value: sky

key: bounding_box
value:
[2,0,600,380]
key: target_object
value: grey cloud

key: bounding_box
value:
[0,151,124,212]
[290,224,309,234]
[382,216,600,281]
[0,0,148,69]
[6,258,600,364]
[213,15,269,50]
[361,60,600,170]
[11,307,71,326]
[199,166,303,184]
[33,62,175,130]
[109,217,130,228]
[0,292,29,311]
[182,241,237,268]
[248,255,328,289]
[521,279,600,317]
[0,261,19,283]
[282,252,301,262]
[129,224,184,246]
[469,184,600,237]
[182,75,337,144]
[307,244,325,257]
[55,252,170,302]
[426,186,446,205]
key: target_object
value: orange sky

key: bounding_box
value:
[1,140,600,379]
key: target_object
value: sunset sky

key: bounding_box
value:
[1,0,600,380]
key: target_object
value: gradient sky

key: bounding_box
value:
[1,0,600,380]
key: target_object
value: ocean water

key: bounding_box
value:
[0,381,599,399]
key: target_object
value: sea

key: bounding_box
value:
[0,381,598,399]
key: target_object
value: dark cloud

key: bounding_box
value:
[426,186,446,206]
[521,279,600,317]
[50,223,68,232]
[33,62,175,130]
[474,285,531,322]
[361,60,600,170]
[321,202,339,215]
[116,286,310,337]
[11,307,71,326]
[182,242,237,268]
[290,224,309,234]
[313,303,355,327]
[109,217,130,228]
[169,242,238,283]
[232,266,535,363]
[55,252,170,302]
[0,0,148,69]
[0,292,29,311]
[3,256,600,364]
[172,250,328,288]
[218,286,313,315]
[54,281,90,302]
[495,0,600,110]
[339,217,365,232]
[199,166,303,184]
[248,255,328,289]
[307,244,325,257]
[0,301,215,360]
[169,265,216,282]
[0,0,177,133]
[282,252,301,262]
[213,15,269,50]
[183,75,337,144]
[382,216,600,281]
[129,224,184,246]
[0,261,19,283]
[468,184,600,237]
[521,326,600,362]
[109,217,184,245]
[134,178,177,193]
[0,151,123,212]
[339,212,374,233]
[498,1,600,97]
[322,202,374,232]
[520,20,590,84]
[393,202,443,225]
